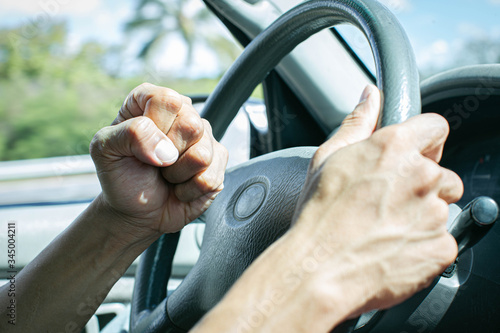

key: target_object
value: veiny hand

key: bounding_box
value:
[90,83,228,239]
[291,84,464,325]
[191,85,463,333]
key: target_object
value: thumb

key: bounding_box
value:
[90,116,179,168]
[309,84,381,172]
[334,84,381,144]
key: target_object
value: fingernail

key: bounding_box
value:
[154,139,178,165]
[359,84,375,103]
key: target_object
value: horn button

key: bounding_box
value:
[234,183,267,220]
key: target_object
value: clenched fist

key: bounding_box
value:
[90,83,228,239]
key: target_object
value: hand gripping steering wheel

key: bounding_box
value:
[130,0,420,332]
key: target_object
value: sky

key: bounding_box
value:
[381,0,500,75]
[1,0,499,78]
[336,0,500,77]
[390,0,500,70]
[0,0,131,44]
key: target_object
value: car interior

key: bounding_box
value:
[1,0,499,332]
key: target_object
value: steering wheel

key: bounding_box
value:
[130,0,420,332]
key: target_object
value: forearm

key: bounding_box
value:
[192,226,374,333]
[0,194,160,332]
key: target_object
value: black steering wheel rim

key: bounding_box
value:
[130,1,420,332]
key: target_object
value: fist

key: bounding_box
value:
[90,83,228,237]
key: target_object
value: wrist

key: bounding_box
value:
[280,227,381,329]
[87,193,161,254]
[290,228,376,331]
[196,229,378,333]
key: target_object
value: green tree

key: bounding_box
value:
[0,22,134,161]
[0,20,225,161]
[125,0,240,76]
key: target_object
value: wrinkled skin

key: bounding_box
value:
[90,83,228,239]
[193,85,463,333]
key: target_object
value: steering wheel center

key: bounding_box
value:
[234,183,267,220]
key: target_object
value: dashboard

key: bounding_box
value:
[442,134,500,208]
[424,94,500,209]
[407,68,500,332]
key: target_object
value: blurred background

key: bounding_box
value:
[0,0,243,162]
[1,2,499,328]
[0,0,499,161]
[0,1,250,298]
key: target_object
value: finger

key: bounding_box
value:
[437,168,464,204]
[442,232,459,266]
[174,142,228,202]
[182,95,192,105]
[310,84,380,173]
[113,83,183,135]
[166,104,205,155]
[90,116,178,167]
[407,158,463,203]
[162,121,214,184]
[391,113,450,163]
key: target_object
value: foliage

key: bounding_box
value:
[125,0,241,75]
[0,22,225,161]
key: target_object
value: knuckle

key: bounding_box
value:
[413,162,442,197]
[201,118,212,132]
[419,162,441,183]
[191,144,213,168]
[445,170,464,199]
[139,84,182,114]
[424,113,450,133]
[197,171,218,193]
[386,125,409,143]
[89,127,110,158]
[127,117,155,142]
[180,114,204,141]
[372,126,408,151]
[135,83,157,101]
[157,89,182,112]
[138,82,154,90]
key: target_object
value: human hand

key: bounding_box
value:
[192,85,462,333]
[290,85,464,323]
[90,83,228,240]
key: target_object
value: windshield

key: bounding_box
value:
[337,0,500,80]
